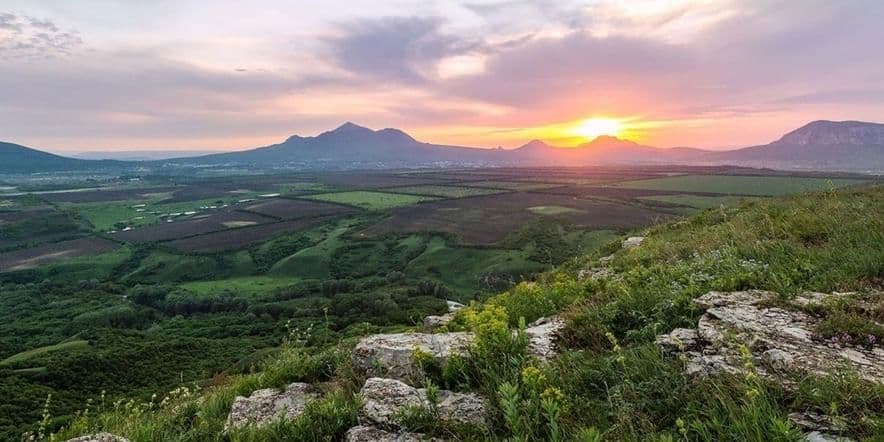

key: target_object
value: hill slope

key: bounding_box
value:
[0,141,122,173]
[53,184,883,441]
[710,120,884,171]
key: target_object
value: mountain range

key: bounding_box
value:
[2,120,883,174]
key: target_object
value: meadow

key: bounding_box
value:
[0,166,877,439]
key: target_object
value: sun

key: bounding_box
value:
[573,118,622,140]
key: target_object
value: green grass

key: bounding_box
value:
[527,205,583,215]
[179,276,302,298]
[303,191,435,210]
[268,218,363,279]
[405,236,546,296]
[465,181,562,191]
[68,197,262,232]
[0,340,89,366]
[638,194,759,208]
[615,175,867,196]
[388,185,505,199]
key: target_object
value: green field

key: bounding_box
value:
[179,276,302,298]
[638,194,758,209]
[405,236,546,295]
[0,340,90,367]
[303,191,435,210]
[270,218,360,278]
[527,205,583,215]
[615,175,867,196]
[466,181,563,191]
[388,185,505,198]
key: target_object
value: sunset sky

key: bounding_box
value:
[1,0,883,153]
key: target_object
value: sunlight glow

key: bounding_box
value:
[572,118,623,140]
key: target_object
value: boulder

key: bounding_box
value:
[353,333,473,383]
[622,236,645,249]
[525,316,565,361]
[226,383,317,429]
[360,378,487,428]
[65,434,129,442]
[655,291,884,384]
[345,425,429,442]
[424,301,467,328]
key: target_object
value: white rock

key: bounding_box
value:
[622,236,645,249]
[65,434,129,442]
[225,383,317,429]
[525,316,566,361]
[353,333,473,383]
[345,426,428,442]
[360,378,488,428]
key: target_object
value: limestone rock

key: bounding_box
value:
[353,333,473,383]
[622,236,645,249]
[424,301,466,328]
[360,378,487,428]
[345,425,429,442]
[655,290,884,384]
[65,434,129,442]
[803,431,853,442]
[655,328,700,354]
[525,316,565,361]
[226,383,317,429]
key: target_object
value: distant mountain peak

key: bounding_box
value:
[333,121,372,132]
[774,120,884,146]
[583,135,640,148]
[519,139,551,149]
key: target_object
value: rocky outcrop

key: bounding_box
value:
[656,290,884,384]
[353,333,474,383]
[360,378,487,428]
[525,316,565,361]
[225,383,317,429]
[423,301,466,328]
[65,434,129,442]
[345,425,429,442]
[622,236,645,249]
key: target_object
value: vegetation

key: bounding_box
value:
[389,185,506,198]
[615,174,867,196]
[303,191,436,210]
[1,169,879,440]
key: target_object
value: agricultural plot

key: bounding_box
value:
[614,175,868,196]
[536,186,711,200]
[462,181,563,191]
[304,191,436,210]
[243,198,356,219]
[0,207,55,224]
[40,186,178,203]
[387,185,507,199]
[113,210,273,243]
[165,217,331,253]
[316,173,452,189]
[0,237,119,272]
[637,195,757,209]
[363,192,669,245]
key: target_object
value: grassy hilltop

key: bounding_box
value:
[43,184,883,441]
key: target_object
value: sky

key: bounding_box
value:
[1,0,882,153]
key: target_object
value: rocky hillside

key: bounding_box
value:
[49,184,883,441]
[775,120,884,146]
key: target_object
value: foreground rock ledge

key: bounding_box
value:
[354,332,474,383]
[226,382,317,429]
[355,317,565,381]
[65,434,129,442]
[360,377,488,428]
[656,290,884,384]
[345,425,430,442]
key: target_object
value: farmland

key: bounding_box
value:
[304,190,436,210]
[0,166,877,439]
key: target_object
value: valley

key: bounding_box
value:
[0,165,875,439]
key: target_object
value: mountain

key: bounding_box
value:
[2,120,883,173]
[73,150,224,161]
[0,141,123,173]
[511,135,708,165]
[178,122,504,167]
[709,120,884,171]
